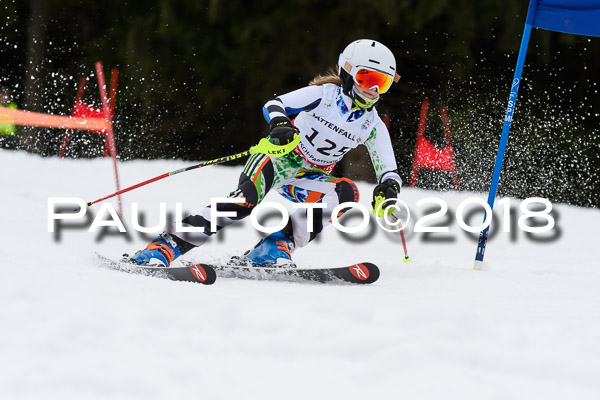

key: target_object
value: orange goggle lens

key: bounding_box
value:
[354,69,393,93]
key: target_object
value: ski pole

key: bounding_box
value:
[399,228,410,263]
[390,213,411,263]
[80,135,301,210]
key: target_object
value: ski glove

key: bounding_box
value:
[268,117,298,146]
[372,179,401,217]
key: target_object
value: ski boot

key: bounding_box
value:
[129,232,182,267]
[242,231,295,267]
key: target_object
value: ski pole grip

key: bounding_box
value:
[249,134,300,157]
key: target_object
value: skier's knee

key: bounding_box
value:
[335,177,360,204]
[230,174,261,219]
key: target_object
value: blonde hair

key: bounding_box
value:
[309,66,341,86]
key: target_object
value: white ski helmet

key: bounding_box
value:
[337,39,399,109]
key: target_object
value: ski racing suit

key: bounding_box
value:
[175,83,402,252]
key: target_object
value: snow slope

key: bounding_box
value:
[1,150,599,400]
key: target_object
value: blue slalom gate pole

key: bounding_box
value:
[473,22,533,270]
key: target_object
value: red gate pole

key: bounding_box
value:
[103,68,119,157]
[109,68,119,120]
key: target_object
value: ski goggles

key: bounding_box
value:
[338,56,400,94]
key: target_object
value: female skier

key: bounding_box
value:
[129,39,403,267]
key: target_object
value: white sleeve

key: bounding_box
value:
[363,118,402,186]
[262,86,324,122]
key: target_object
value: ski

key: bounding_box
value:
[96,253,217,285]
[96,253,379,285]
[181,260,380,284]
